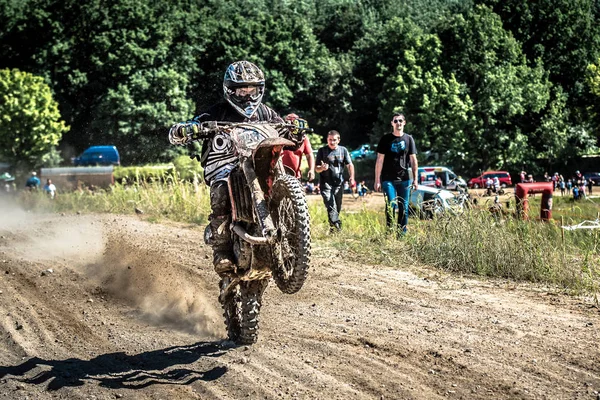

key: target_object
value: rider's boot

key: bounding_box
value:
[209,215,235,274]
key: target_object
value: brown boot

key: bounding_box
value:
[213,248,235,274]
[209,215,235,274]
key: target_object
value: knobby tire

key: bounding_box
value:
[270,174,311,294]
[219,278,268,345]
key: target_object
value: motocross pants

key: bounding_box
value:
[208,180,234,271]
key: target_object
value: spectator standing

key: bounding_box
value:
[520,171,526,183]
[552,173,559,190]
[281,113,315,181]
[25,172,40,190]
[588,178,593,195]
[374,112,418,235]
[43,179,57,199]
[492,176,500,192]
[559,179,566,196]
[579,180,587,199]
[315,130,355,232]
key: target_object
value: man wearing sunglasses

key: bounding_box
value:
[374,112,418,235]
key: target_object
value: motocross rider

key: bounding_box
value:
[168,61,285,274]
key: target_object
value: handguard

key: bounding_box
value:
[168,121,210,145]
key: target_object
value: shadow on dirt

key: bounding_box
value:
[0,342,229,390]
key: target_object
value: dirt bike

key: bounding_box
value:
[171,121,311,345]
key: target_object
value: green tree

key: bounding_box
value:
[586,58,600,147]
[375,31,474,171]
[434,5,551,173]
[477,0,600,114]
[0,0,203,164]
[0,69,68,168]
[589,59,600,97]
[352,17,426,147]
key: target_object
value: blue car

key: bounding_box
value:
[350,144,376,161]
[73,146,120,166]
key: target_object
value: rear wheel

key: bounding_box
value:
[270,174,311,294]
[219,278,268,345]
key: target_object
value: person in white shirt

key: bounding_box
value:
[43,179,57,199]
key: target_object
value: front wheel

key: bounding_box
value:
[270,174,311,294]
[219,278,268,345]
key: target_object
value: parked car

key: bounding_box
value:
[350,144,376,161]
[583,172,600,185]
[468,171,512,189]
[72,146,120,166]
[409,185,465,219]
[418,166,466,190]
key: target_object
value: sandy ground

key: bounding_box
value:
[0,197,599,400]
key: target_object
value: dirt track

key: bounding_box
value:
[0,200,599,399]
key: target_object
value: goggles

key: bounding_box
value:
[234,86,260,97]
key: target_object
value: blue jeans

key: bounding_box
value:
[382,180,412,233]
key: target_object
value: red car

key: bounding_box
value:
[468,171,512,189]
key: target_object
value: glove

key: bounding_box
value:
[168,123,188,145]
[168,122,203,145]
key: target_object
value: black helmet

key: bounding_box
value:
[223,61,265,118]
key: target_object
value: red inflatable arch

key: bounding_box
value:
[515,182,554,221]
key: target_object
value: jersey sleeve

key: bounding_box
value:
[343,147,352,165]
[408,135,418,155]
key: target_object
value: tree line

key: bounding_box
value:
[1,0,599,177]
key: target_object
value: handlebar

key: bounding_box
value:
[169,120,313,146]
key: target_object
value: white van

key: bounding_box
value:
[417,166,466,191]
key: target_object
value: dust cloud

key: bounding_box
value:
[85,235,221,338]
[0,197,105,266]
[0,200,221,338]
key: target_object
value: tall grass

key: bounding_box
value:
[313,201,600,294]
[17,172,211,225]
[411,210,599,292]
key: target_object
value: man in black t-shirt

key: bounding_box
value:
[374,113,418,235]
[315,130,355,232]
